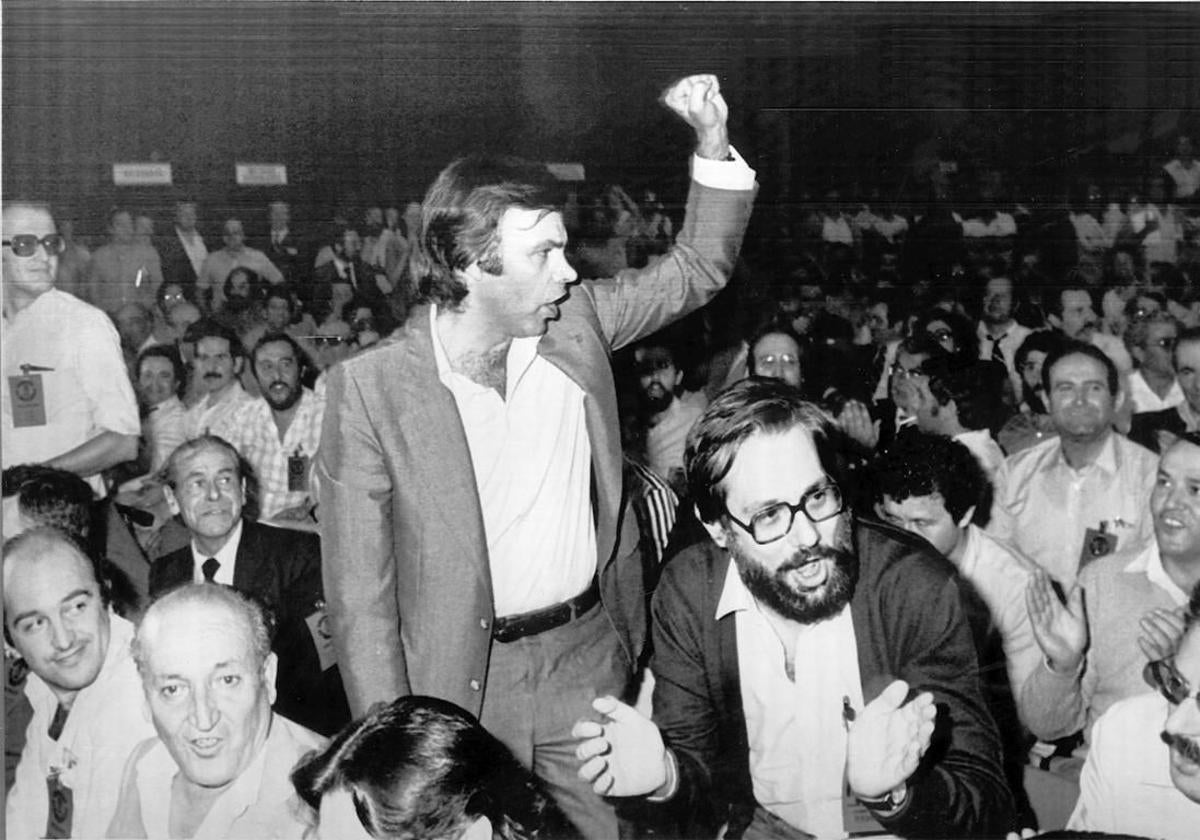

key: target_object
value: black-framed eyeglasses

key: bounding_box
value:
[755,353,800,367]
[3,234,65,257]
[1144,658,1200,710]
[724,480,844,545]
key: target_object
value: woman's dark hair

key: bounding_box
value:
[136,343,188,398]
[292,696,569,840]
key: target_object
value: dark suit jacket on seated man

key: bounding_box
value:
[572,379,1013,839]
[151,434,350,737]
[315,73,756,838]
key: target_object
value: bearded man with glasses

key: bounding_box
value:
[572,378,1012,839]
[1067,580,1200,838]
[2,201,139,501]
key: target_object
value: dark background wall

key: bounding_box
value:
[4,2,1199,239]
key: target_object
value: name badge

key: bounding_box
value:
[305,604,337,671]
[288,453,309,492]
[1079,525,1117,570]
[8,374,47,427]
[45,772,73,839]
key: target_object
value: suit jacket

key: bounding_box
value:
[648,518,1013,839]
[149,519,351,736]
[257,231,309,286]
[1128,405,1189,453]
[316,178,756,718]
[154,229,204,292]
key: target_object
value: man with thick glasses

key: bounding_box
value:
[2,201,140,502]
[1066,582,1200,838]
[572,378,1012,838]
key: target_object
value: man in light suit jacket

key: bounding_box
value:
[150,434,350,737]
[316,73,756,838]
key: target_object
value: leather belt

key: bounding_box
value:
[492,577,600,643]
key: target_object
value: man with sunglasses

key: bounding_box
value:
[2,201,140,501]
[572,379,1012,838]
[1125,310,1183,415]
[1067,582,1200,838]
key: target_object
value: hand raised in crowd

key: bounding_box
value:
[1026,569,1088,673]
[660,73,730,161]
[837,398,880,451]
[572,695,670,797]
[1138,605,1187,663]
[846,679,936,800]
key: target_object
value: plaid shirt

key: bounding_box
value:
[214,387,324,521]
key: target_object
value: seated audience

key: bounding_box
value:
[989,341,1158,584]
[85,208,163,315]
[627,334,704,495]
[292,695,571,840]
[4,527,155,838]
[572,379,1012,838]
[215,266,266,338]
[107,583,326,839]
[1021,432,1200,762]
[198,218,284,312]
[213,333,323,524]
[1067,581,1200,839]
[152,434,349,735]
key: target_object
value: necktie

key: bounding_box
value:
[989,334,1007,365]
[202,556,220,582]
[346,262,357,289]
[47,703,69,740]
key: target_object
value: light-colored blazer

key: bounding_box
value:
[316,180,756,717]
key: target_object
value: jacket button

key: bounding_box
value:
[469,679,481,691]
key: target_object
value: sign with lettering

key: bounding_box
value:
[546,162,586,182]
[235,163,288,186]
[112,163,172,185]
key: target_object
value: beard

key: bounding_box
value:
[263,380,302,411]
[639,384,674,415]
[730,515,859,625]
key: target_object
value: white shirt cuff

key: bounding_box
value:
[691,146,756,191]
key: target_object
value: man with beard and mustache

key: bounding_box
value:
[181,319,254,440]
[572,378,1012,839]
[632,337,704,495]
[989,341,1158,586]
[1066,580,1200,839]
[213,333,323,526]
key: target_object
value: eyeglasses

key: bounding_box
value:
[1148,337,1177,350]
[724,481,844,545]
[890,363,927,381]
[928,328,955,343]
[755,353,800,367]
[1144,658,1200,710]
[3,234,65,257]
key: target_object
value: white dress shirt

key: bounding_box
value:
[719,562,864,838]
[188,518,243,586]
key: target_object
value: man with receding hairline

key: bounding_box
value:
[108,583,324,839]
[4,527,153,838]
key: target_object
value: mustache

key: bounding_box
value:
[203,371,223,379]
[1162,731,1200,765]
[777,543,852,575]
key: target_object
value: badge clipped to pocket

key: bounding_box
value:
[287,450,309,493]
[1079,522,1117,570]
[8,374,47,428]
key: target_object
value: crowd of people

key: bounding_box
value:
[4,71,1200,840]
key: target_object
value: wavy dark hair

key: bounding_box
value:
[292,696,571,840]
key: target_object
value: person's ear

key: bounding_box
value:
[163,485,181,517]
[673,367,684,388]
[234,356,245,376]
[1046,312,1063,331]
[697,504,729,550]
[263,651,279,706]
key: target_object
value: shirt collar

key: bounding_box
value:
[977,319,1015,341]
[716,557,753,620]
[190,517,244,574]
[429,303,541,395]
[1051,431,1118,477]
[1124,542,1192,605]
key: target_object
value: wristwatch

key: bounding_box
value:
[857,782,908,812]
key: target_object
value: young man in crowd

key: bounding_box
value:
[317,73,756,837]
